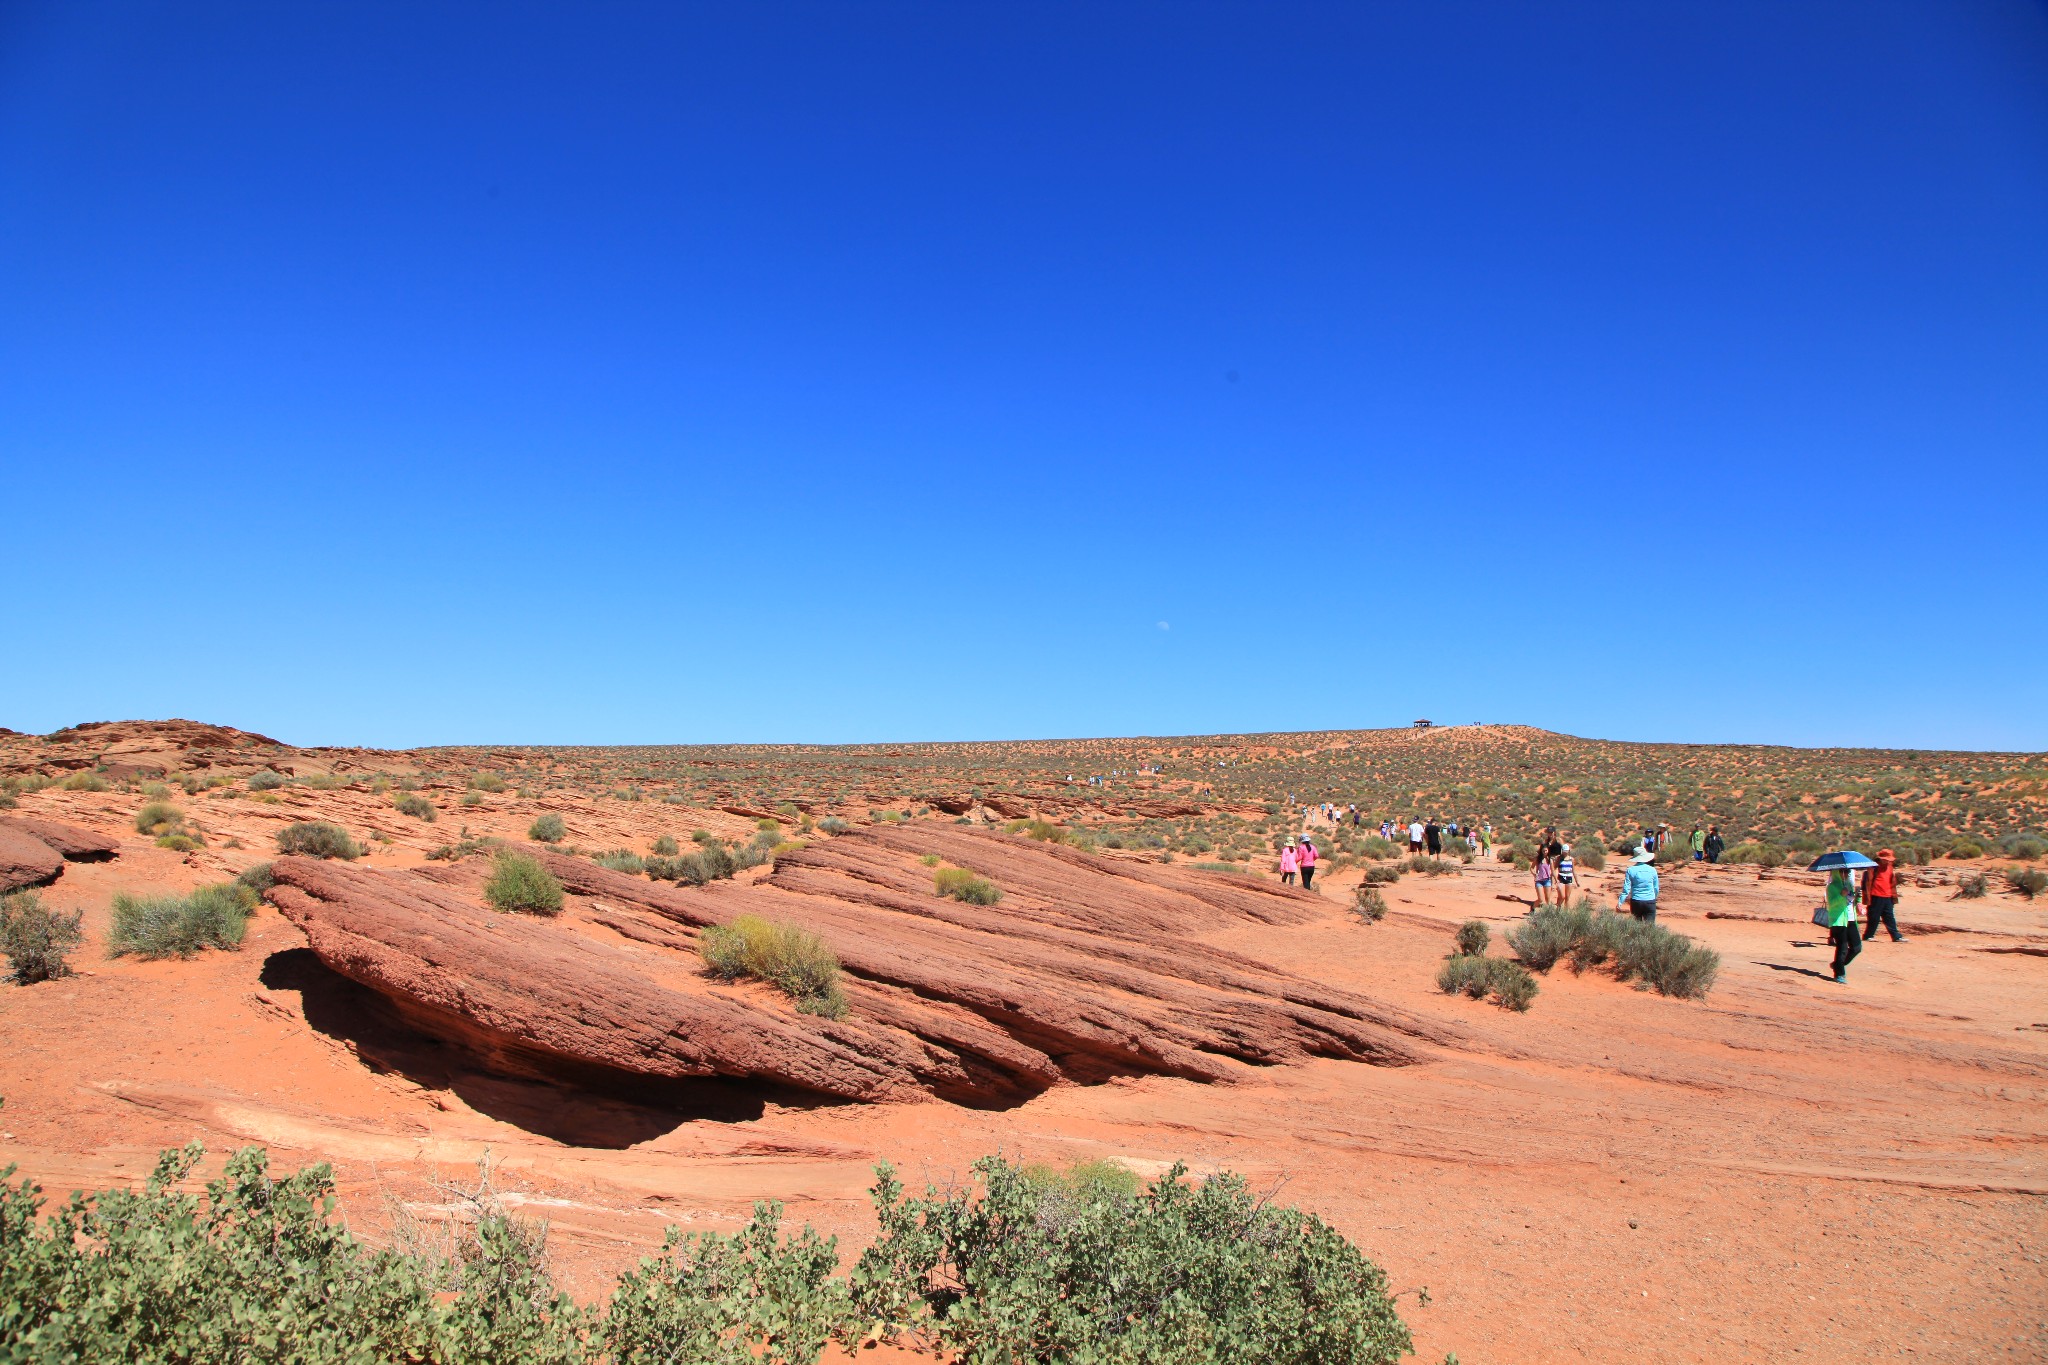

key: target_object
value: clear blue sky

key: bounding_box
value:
[3,2,2044,751]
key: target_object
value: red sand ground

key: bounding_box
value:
[2,785,2043,1363]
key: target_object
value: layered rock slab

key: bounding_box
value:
[0,816,121,862]
[270,827,1456,1107]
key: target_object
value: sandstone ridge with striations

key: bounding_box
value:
[267,823,1462,1107]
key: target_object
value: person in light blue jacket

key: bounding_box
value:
[1618,849,1660,923]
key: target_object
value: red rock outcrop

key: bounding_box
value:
[269,827,1459,1107]
[0,815,120,861]
[0,825,65,892]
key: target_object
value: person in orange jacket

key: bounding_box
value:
[1860,848,1907,943]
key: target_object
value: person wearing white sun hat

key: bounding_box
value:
[1618,846,1660,923]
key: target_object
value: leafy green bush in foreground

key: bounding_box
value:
[0,1142,1417,1365]
[853,1156,1414,1365]
[107,882,255,960]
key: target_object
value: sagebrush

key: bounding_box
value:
[108,882,255,959]
[699,914,846,1018]
[0,891,83,984]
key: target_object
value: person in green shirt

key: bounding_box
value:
[1824,868,1862,983]
[1690,826,1706,860]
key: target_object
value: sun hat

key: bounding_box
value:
[1632,849,1656,864]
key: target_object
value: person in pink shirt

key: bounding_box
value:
[1297,836,1319,890]
[1278,841,1299,885]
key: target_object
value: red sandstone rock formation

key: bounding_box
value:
[0,815,121,862]
[268,826,1457,1107]
[0,825,66,892]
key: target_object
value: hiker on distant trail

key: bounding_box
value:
[1409,818,1425,853]
[1556,844,1577,902]
[1298,836,1318,890]
[1690,826,1706,861]
[1861,848,1907,944]
[1619,847,1660,922]
[1424,820,1442,856]
[1704,826,1724,863]
[1824,867,1862,983]
[1532,849,1555,907]
[1279,840,1298,885]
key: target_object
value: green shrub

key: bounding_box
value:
[484,852,564,916]
[1444,835,1472,858]
[0,1139,1414,1365]
[1722,842,1786,868]
[275,821,362,859]
[1955,872,1988,899]
[1352,885,1388,923]
[1357,835,1397,859]
[154,833,204,852]
[1361,863,1402,885]
[460,792,482,806]
[0,890,83,984]
[700,914,846,1017]
[246,769,286,790]
[1653,841,1692,867]
[1504,903,1593,971]
[652,835,680,856]
[1005,818,1068,843]
[602,1201,853,1364]
[2006,866,2048,900]
[817,817,850,834]
[108,882,255,959]
[648,841,739,885]
[933,867,1003,905]
[1508,900,1718,999]
[469,772,508,792]
[236,862,275,894]
[1453,920,1490,956]
[593,849,645,874]
[1404,855,1459,876]
[394,793,437,822]
[1487,959,1539,1010]
[1436,953,1492,999]
[140,781,171,799]
[1999,835,2045,862]
[1434,953,1537,1011]
[134,801,183,835]
[528,813,567,843]
[1948,840,1985,860]
[61,771,109,792]
[1574,843,1607,872]
[851,1156,1412,1365]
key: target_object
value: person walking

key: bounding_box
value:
[1861,848,1907,943]
[1619,847,1660,922]
[1424,820,1442,857]
[1556,844,1577,902]
[1824,867,1862,982]
[1278,840,1298,886]
[1409,818,1425,854]
[1532,849,1555,907]
[1690,826,1706,861]
[1704,826,1724,864]
[1298,836,1319,890]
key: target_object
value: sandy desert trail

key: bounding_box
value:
[2,820,2043,1363]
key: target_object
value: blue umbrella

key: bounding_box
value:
[1808,850,1877,873]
